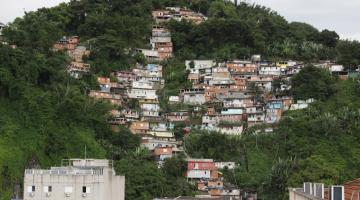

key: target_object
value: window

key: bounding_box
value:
[43,186,52,193]
[27,186,35,193]
[82,186,91,194]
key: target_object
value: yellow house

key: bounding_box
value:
[276,61,288,69]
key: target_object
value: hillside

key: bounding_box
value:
[0,0,360,200]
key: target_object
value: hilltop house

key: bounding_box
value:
[67,62,90,79]
[68,46,90,62]
[53,36,79,51]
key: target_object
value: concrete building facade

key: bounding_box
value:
[23,159,125,200]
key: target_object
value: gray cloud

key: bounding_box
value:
[249,0,360,40]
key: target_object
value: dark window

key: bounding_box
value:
[48,186,52,192]
[32,186,35,192]
[82,186,86,193]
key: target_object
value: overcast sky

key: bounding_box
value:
[1,0,359,40]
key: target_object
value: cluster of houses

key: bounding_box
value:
[186,159,245,199]
[53,36,91,78]
[87,62,184,166]
[152,7,207,25]
[314,61,360,80]
[136,7,207,62]
[166,59,317,136]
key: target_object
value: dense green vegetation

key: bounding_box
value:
[1,0,360,199]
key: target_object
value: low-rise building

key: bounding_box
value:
[113,71,137,83]
[215,162,236,170]
[136,49,159,61]
[127,88,158,100]
[185,60,216,70]
[23,159,125,200]
[130,121,150,134]
[141,138,179,151]
[89,90,122,105]
[186,159,218,180]
[166,112,190,122]
[259,65,281,76]
[53,36,79,51]
[247,76,273,92]
[67,62,90,79]
[246,105,265,126]
[181,89,206,105]
[226,60,257,76]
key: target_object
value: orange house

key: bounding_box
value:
[227,61,257,75]
[205,86,229,102]
[129,121,150,134]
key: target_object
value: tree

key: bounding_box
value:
[319,29,339,48]
[291,65,336,100]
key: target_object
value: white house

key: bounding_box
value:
[169,96,180,104]
[259,66,281,76]
[330,65,344,72]
[127,88,158,99]
[181,89,206,105]
[140,102,160,111]
[215,162,236,170]
[246,106,265,124]
[202,115,219,128]
[132,80,154,89]
[185,60,216,70]
[136,49,159,61]
[141,139,179,151]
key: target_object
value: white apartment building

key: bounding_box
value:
[127,88,158,99]
[23,159,125,200]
